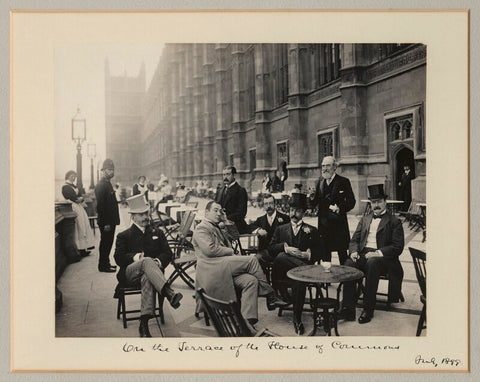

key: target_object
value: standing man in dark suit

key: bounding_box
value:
[248,194,290,273]
[94,158,120,273]
[114,194,183,337]
[398,164,414,211]
[310,156,356,265]
[271,170,283,193]
[215,166,249,234]
[339,184,405,324]
[270,193,325,335]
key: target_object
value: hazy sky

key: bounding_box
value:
[54,43,164,185]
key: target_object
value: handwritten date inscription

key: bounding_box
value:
[415,354,462,368]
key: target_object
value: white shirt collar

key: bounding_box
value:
[133,222,146,233]
[267,210,277,225]
[373,210,387,218]
[291,219,303,228]
[326,173,336,185]
[226,180,237,189]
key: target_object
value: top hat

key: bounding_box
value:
[368,184,388,200]
[289,193,307,210]
[126,194,150,214]
[102,158,115,170]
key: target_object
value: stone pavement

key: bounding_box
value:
[56,196,426,338]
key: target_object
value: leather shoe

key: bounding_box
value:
[162,285,183,309]
[98,265,116,273]
[337,307,356,321]
[139,320,152,337]
[293,321,305,335]
[266,293,291,311]
[358,310,374,324]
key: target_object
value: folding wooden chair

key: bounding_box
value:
[197,288,277,337]
[400,200,425,232]
[152,201,180,240]
[114,283,165,331]
[409,247,426,336]
[166,211,197,289]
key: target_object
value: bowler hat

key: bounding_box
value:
[368,184,388,200]
[126,194,150,214]
[289,193,307,210]
[102,158,115,170]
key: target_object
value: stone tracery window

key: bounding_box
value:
[389,114,413,142]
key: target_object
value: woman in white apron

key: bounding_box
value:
[62,170,95,256]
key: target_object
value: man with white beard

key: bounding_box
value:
[310,156,356,265]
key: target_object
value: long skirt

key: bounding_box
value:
[71,202,95,250]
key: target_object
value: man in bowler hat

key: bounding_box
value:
[114,194,183,337]
[94,158,120,272]
[339,184,405,324]
[269,193,324,335]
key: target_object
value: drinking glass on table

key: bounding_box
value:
[321,260,332,273]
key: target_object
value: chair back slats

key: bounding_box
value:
[197,288,253,337]
[409,247,426,296]
[180,211,196,237]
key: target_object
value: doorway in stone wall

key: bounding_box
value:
[394,146,415,200]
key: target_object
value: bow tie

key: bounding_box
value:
[373,214,384,219]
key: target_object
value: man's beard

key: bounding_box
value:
[322,171,331,180]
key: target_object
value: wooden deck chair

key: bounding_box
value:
[197,288,277,337]
[409,247,426,336]
[166,211,197,289]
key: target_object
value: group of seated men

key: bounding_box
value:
[113,159,404,337]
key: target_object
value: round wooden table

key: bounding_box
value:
[287,264,364,336]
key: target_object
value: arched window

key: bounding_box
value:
[388,114,413,142]
[392,122,401,140]
[403,120,412,139]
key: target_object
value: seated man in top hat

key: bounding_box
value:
[114,194,183,337]
[248,193,290,274]
[269,193,325,335]
[339,184,405,324]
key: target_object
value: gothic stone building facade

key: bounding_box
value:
[105,44,426,213]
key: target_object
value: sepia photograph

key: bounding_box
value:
[10,8,469,373]
[54,42,427,339]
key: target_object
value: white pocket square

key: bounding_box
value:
[339,190,344,193]
[152,236,158,240]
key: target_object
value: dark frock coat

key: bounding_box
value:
[215,182,249,234]
[114,224,173,285]
[311,174,356,252]
[94,177,120,227]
